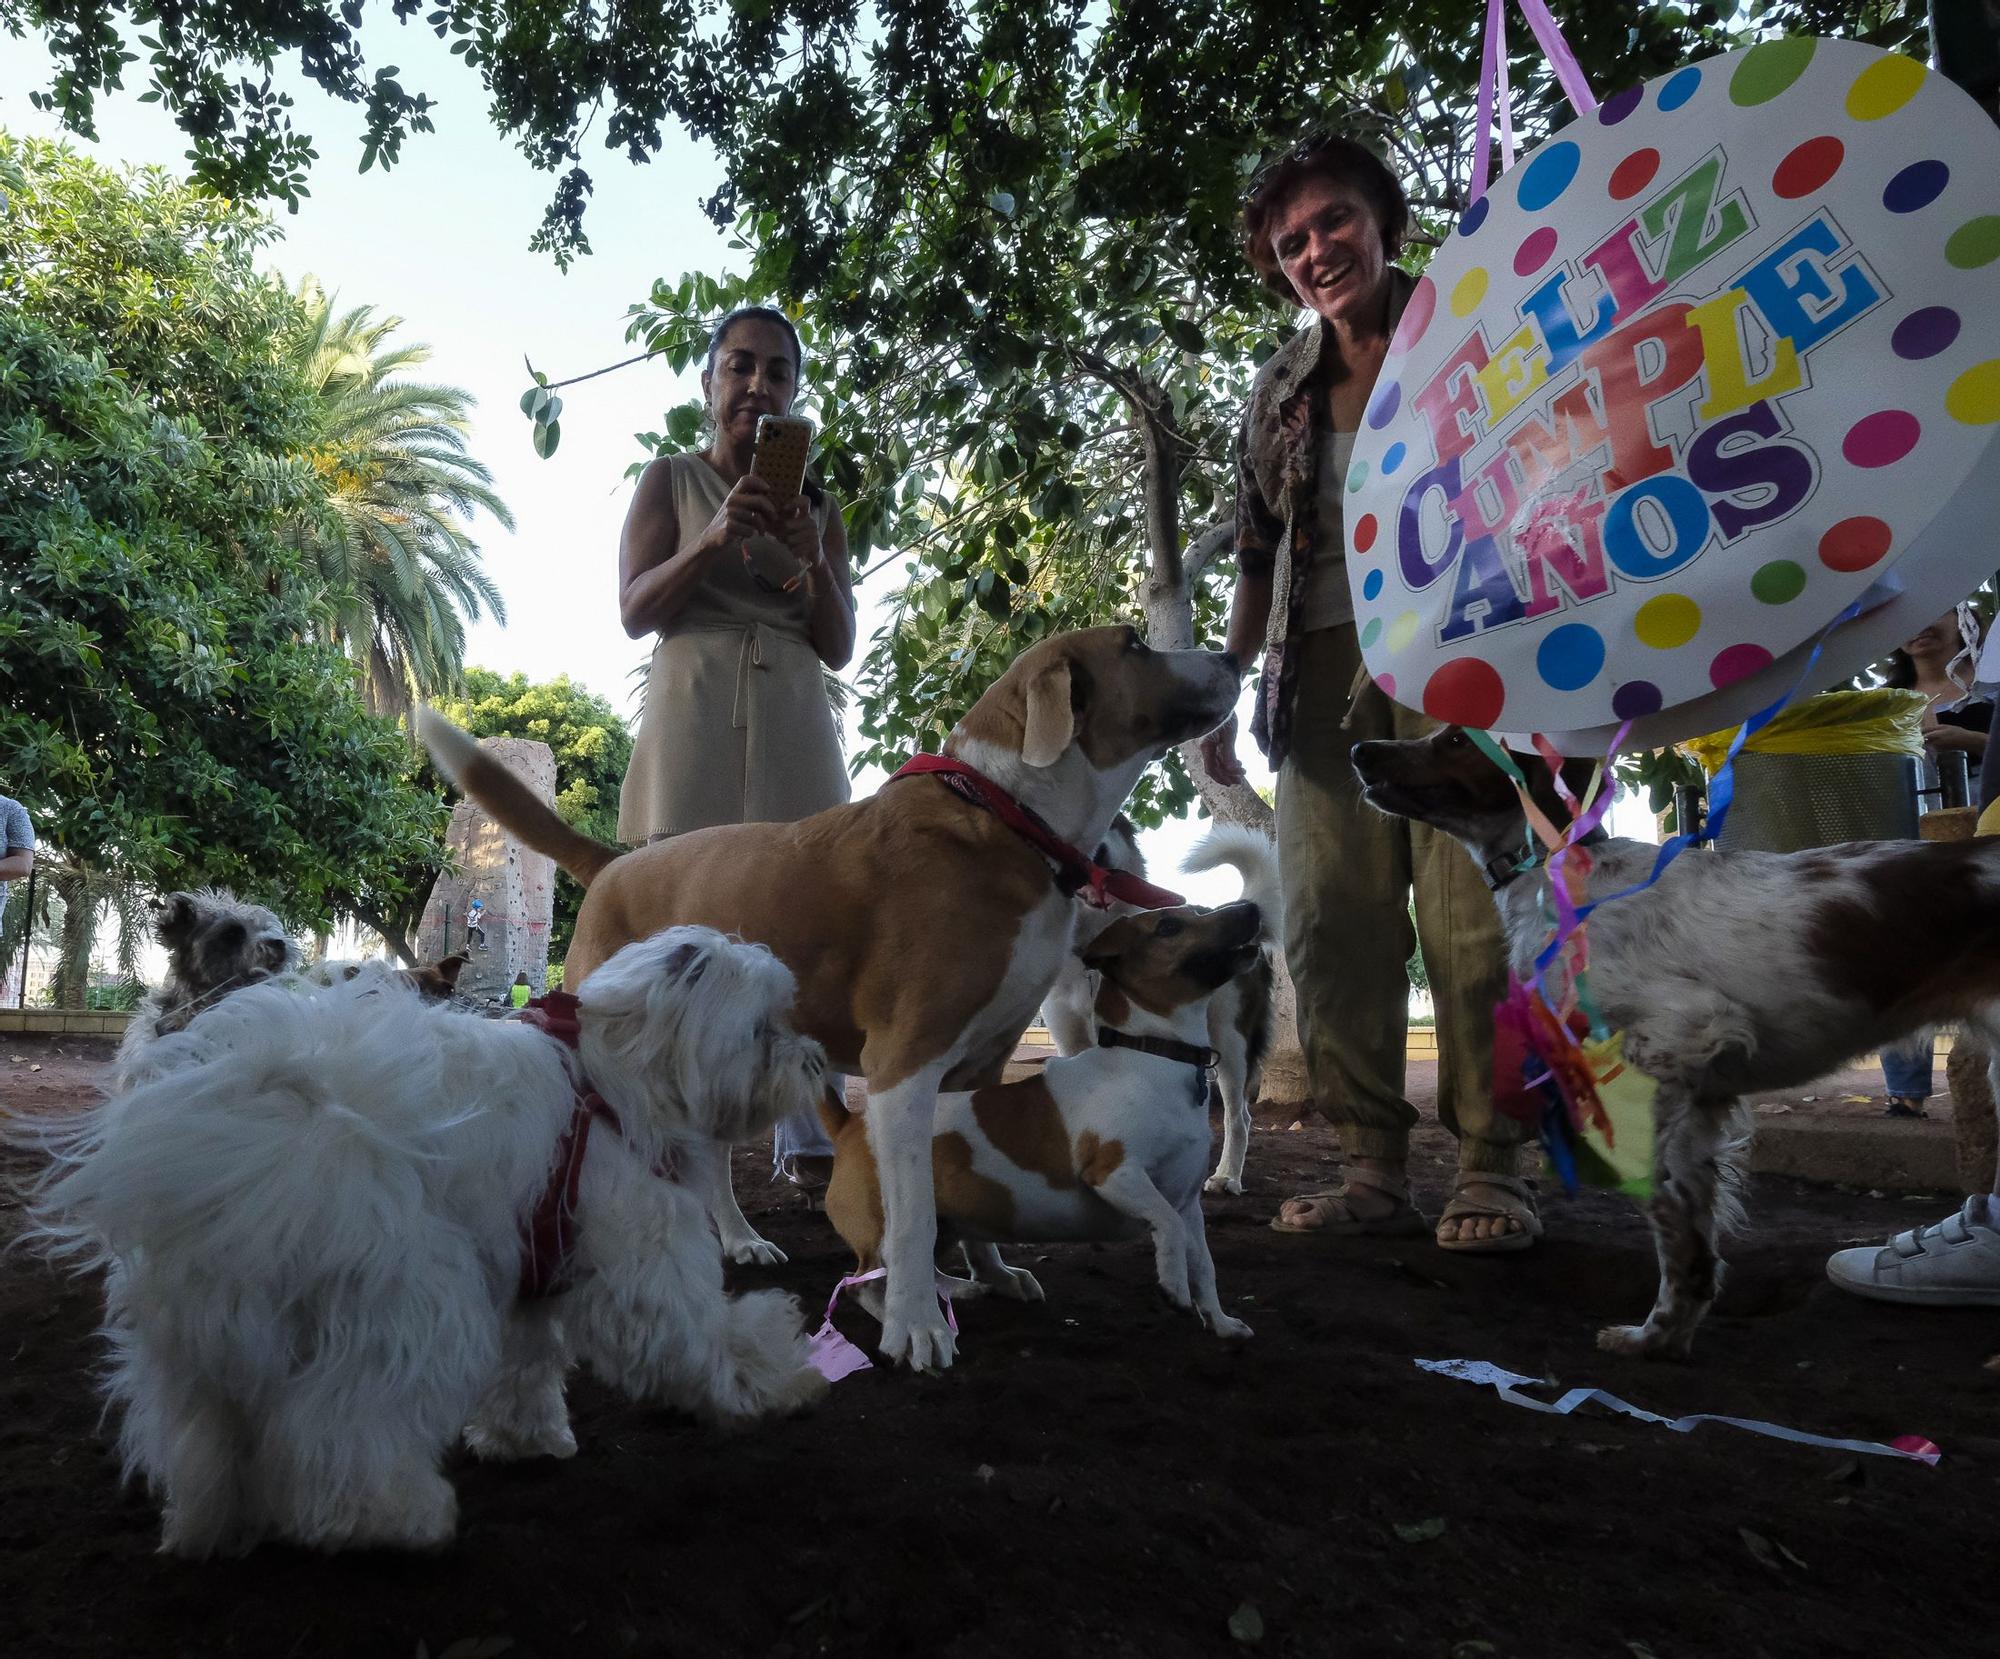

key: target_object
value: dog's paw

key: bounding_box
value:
[1204,1310,1254,1340]
[1596,1321,1692,1361]
[724,1233,788,1267]
[992,1266,1045,1303]
[880,1308,958,1372]
[1203,1173,1244,1196]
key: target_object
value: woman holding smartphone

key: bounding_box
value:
[617,305,857,1191]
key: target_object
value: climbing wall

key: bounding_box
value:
[418,737,556,1005]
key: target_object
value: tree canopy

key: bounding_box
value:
[4,3,1927,264]
[0,133,445,931]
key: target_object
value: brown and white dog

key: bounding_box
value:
[819,902,1259,1339]
[1353,725,2000,1360]
[1039,821,1281,1195]
[422,626,1241,1369]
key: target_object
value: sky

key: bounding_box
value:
[2,18,1653,922]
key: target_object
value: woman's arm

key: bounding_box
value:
[618,459,778,639]
[806,497,857,670]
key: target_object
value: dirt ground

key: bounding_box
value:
[4,1036,1997,1659]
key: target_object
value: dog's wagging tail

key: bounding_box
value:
[420,709,621,888]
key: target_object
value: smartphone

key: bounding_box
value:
[750,414,814,499]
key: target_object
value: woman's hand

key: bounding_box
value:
[777,495,826,588]
[1199,714,1246,787]
[695,473,779,558]
[1924,721,1986,755]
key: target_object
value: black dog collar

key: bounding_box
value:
[1097,1026,1218,1071]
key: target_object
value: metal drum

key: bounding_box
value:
[1715,751,1921,854]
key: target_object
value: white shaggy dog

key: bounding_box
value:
[27,926,830,1558]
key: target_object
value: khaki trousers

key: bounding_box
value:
[1274,626,1523,1175]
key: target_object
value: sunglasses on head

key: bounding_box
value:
[1246,131,1342,207]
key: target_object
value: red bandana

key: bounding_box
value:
[514,992,625,1301]
[887,754,1184,911]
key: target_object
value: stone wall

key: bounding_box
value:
[417,736,556,1005]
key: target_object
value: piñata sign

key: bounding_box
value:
[1348,37,2000,751]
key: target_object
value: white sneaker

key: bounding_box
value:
[1826,1198,2000,1306]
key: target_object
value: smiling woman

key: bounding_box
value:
[1200,133,1536,1256]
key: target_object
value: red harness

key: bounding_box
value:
[513,992,626,1301]
[887,754,1184,911]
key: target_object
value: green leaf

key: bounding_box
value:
[986,190,1017,219]
[1392,1517,1446,1544]
[532,418,561,458]
[1227,1603,1263,1645]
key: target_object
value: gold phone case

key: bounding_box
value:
[750,414,814,499]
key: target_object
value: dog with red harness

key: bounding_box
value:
[26,926,830,1557]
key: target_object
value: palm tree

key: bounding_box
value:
[292,281,513,718]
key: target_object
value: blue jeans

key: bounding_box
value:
[770,1075,839,1173]
[1880,1033,1934,1100]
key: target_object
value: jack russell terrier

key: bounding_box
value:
[423,626,1241,1369]
[820,901,1261,1339]
[1039,820,1281,1194]
[1353,724,2000,1360]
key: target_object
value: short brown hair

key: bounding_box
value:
[1242,134,1410,303]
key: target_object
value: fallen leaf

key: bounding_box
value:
[1776,1538,1810,1571]
[974,1463,995,1482]
[29,1063,41,1072]
[1451,1643,1498,1657]
[1626,1644,1660,1659]
[1753,1102,1792,1115]
[1227,1602,1264,1644]
[1801,1094,1819,1102]
[1739,1527,1781,1571]
[1393,1516,1447,1544]
[1842,1095,1870,1103]
[437,1641,513,1659]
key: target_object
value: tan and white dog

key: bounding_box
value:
[818,901,1260,1339]
[422,626,1241,1369]
[1039,821,1281,1195]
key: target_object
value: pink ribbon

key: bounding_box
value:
[1469,0,1597,204]
[806,1268,963,1382]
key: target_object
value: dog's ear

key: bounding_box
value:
[152,893,199,949]
[1021,655,1076,768]
[1081,915,1145,973]
[257,935,291,975]
[659,939,711,985]
[434,953,470,988]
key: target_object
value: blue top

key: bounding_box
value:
[0,796,34,917]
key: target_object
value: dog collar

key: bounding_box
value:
[514,993,629,1301]
[1096,1026,1218,1072]
[888,754,1184,911]
[1482,824,1611,892]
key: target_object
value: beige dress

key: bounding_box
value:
[617,453,853,841]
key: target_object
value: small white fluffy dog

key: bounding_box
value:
[1038,820,1281,1194]
[28,925,830,1558]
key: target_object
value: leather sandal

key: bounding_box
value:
[1436,1172,1543,1254]
[1269,1165,1429,1236]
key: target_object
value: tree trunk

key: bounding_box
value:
[1132,405,1303,1108]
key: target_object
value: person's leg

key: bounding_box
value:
[1827,1015,2000,1305]
[1879,1031,1934,1117]
[1399,701,1533,1248]
[1271,626,1425,1233]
